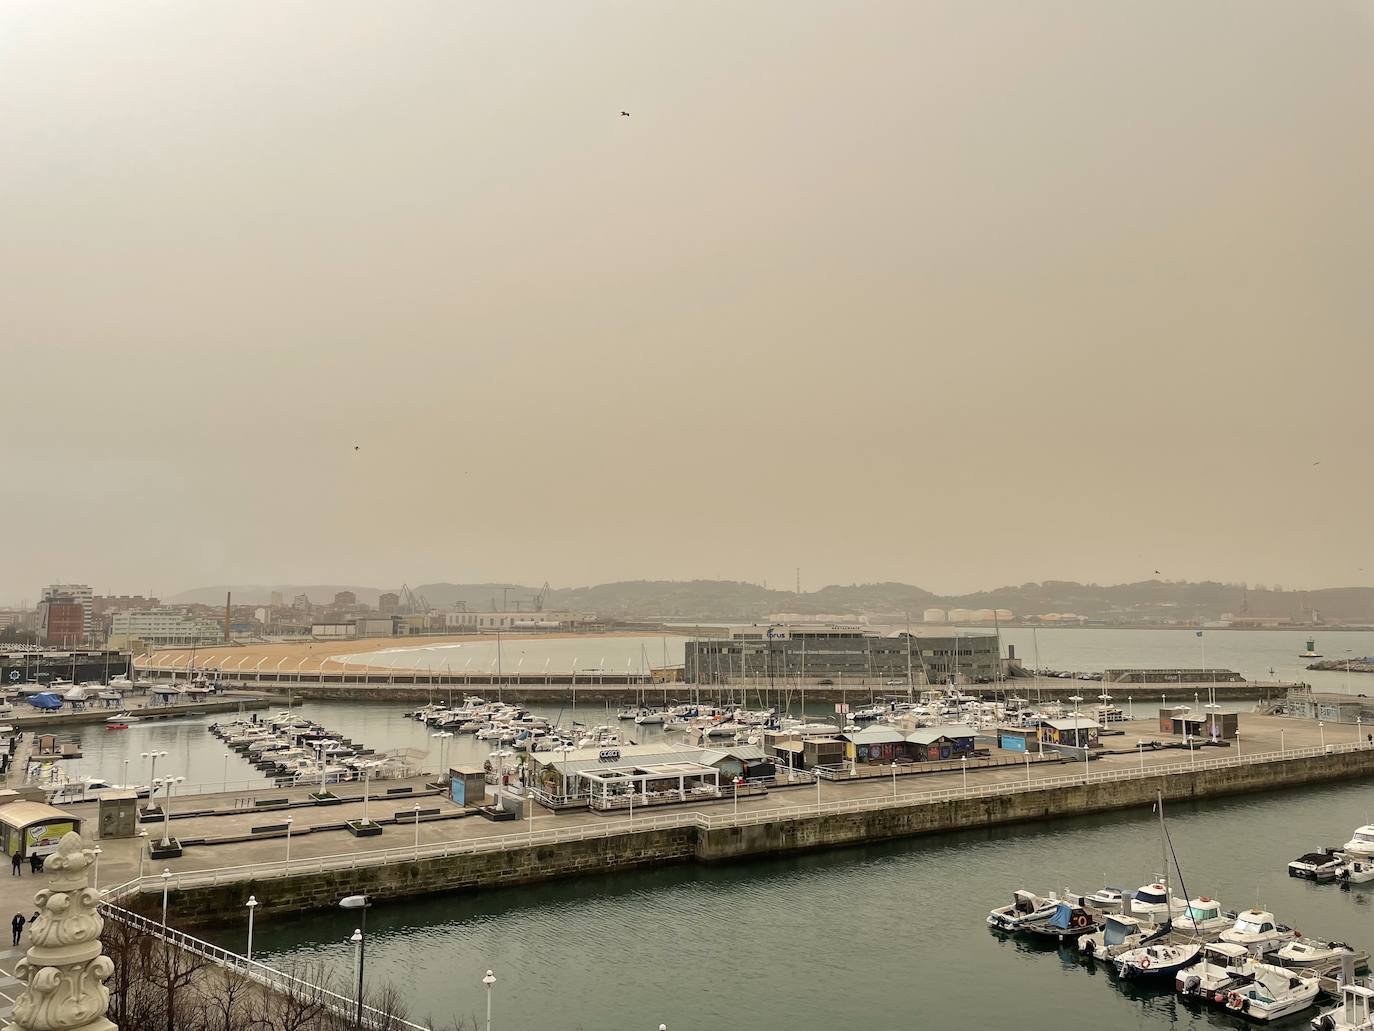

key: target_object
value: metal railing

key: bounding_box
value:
[109,740,1367,894]
[98,902,433,1031]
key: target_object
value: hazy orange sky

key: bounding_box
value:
[3,2,1372,602]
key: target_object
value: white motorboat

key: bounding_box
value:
[1275,938,1361,969]
[987,890,1059,932]
[1343,825,1374,863]
[105,712,140,725]
[1218,962,1320,1022]
[633,712,665,725]
[1129,881,1188,921]
[1219,909,1297,957]
[1173,897,1232,935]
[1290,849,1347,882]
[1178,942,1255,999]
[1337,858,1374,884]
[1115,941,1202,981]
[1080,913,1164,961]
[1312,982,1374,1030]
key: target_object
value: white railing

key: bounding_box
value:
[99,902,433,1031]
[113,740,1367,894]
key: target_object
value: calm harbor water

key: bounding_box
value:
[227,779,1374,1031]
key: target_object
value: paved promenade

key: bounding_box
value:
[0,713,1353,921]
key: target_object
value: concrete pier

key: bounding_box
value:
[78,714,1374,926]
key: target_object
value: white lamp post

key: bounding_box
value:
[413,802,421,858]
[92,845,102,891]
[350,928,362,995]
[285,816,293,868]
[483,969,496,1031]
[1320,722,1326,750]
[961,755,968,792]
[140,750,167,812]
[156,775,185,847]
[222,752,230,793]
[1137,740,1146,773]
[1024,749,1032,786]
[1235,730,1241,757]
[891,761,898,799]
[340,895,370,1026]
[245,895,257,961]
[160,868,171,930]
[1281,728,1286,755]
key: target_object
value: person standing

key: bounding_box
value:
[9,852,19,877]
[10,913,23,947]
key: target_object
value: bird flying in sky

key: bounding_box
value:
[620,111,630,117]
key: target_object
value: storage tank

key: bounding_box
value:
[995,609,1014,622]
[947,608,972,623]
[972,608,996,622]
[922,608,946,624]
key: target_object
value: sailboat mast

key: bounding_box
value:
[1157,789,1170,914]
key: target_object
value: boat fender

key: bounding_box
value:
[1072,915,1087,928]
[1139,956,1151,970]
[1226,992,1244,1011]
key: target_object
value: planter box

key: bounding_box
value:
[309,791,344,805]
[148,837,183,860]
[345,820,383,838]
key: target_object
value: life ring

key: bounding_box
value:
[1139,956,1151,970]
[1226,992,1244,1011]
[6,671,17,682]
[1072,915,1088,927]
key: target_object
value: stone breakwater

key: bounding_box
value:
[141,746,1374,927]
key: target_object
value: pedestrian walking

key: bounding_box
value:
[10,913,24,947]
[10,853,19,877]
[27,854,38,875]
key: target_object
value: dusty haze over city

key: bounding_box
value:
[3,2,1372,602]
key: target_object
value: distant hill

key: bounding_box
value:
[171,579,1374,625]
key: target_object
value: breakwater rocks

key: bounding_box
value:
[1307,658,1374,674]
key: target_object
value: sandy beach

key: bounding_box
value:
[140,631,677,675]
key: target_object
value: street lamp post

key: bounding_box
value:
[92,845,102,891]
[1024,749,1032,786]
[157,775,185,847]
[891,761,898,799]
[1320,722,1326,750]
[1281,728,1286,755]
[961,755,968,793]
[413,803,421,858]
[483,970,496,1031]
[1236,731,1241,757]
[285,816,293,868]
[340,895,370,1027]
[350,928,362,996]
[1137,740,1146,773]
[223,752,230,793]
[140,751,167,812]
[245,896,257,961]
[160,868,171,930]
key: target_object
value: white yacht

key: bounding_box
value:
[1080,913,1162,961]
[1173,897,1232,935]
[1343,825,1374,862]
[1312,982,1374,1030]
[1177,942,1257,999]
[1129,881,1187,921]
[1218,962,1320,1022]
[633,711,665,725]
[1219,909,1296,957]
[1275,938,1361,969]
[986,890,1059,932]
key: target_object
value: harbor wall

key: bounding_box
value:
[148,747,1374,926]
[697,746,1374,861]
[216,680,1288,705]
[153,825,697,924]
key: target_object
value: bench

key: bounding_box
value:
[393,808,440,821]
[385,786,413,795]
[251,823,290,835]
[253,798,288,808]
